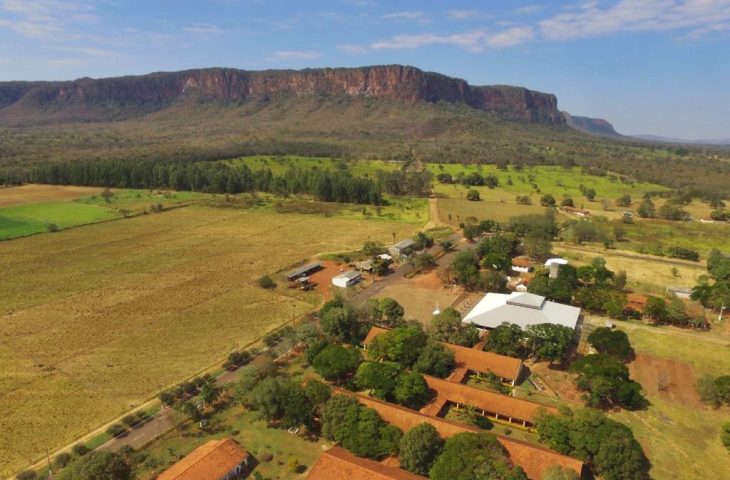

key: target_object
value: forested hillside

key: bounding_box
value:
[1,66,729,198]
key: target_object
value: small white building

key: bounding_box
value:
[332,270,362,288]
[511,257,532,273]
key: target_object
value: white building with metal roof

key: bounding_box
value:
[332,270,362,288]
[462,292,581,331]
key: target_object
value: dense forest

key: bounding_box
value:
[30,159,384,205]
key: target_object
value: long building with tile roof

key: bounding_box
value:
[157,438,250,480]
[336,389,585,480]
[308,447,427,480]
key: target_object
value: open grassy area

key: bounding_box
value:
[555,244,708,295]
[0,205,420,477]
[0,201,121,239]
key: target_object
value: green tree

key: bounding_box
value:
[484,323,524,357]
[666,296,687,324]
[57,451,132,480]
[312,345,361,383]
[636,197,655,218]
[721,422,730,450]
[535,408,649,480]
[319,298,365,344]
[281,382,314,428]
[413,341,456,378]
[199,382,220,407]
[378,298,404,325]
[524,230,552,260]
[644,296,668,322]
[304,380,332,415]
[587,327,634,361]
[451,250,482,288]
[355,361,402,399]
[429,432,526,480]
[368,325,427,368]
[431,308,479,347]
[615,194,632,207]
[399,423,444,475]
[540,194,556,207]
[466,189,480,201]
[526,323,574,364]
[394,371,431,409]
[570,354,645,409]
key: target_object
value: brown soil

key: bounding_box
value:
[529,362,584,405]
[307,260,347,301]
[0,184,106,206]
[629,353,701,408]
[375,270,462,322]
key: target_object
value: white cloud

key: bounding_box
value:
[382,11,431,24]
[515,5,545,16]
[370,26,534,52]
[0,0,97,40]
[268,50,321,61]
[338,44,368,54]
[183,22,226,36]
[447,9,478,20]
[539,0,730,40]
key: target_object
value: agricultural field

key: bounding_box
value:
[0,201,120,240]
[0,205,420,476]
[604,321,730,480]
[0,184,103,207]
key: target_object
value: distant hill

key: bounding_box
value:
[0,65,564,125]
[563,112,621,137]
[0,65,729,197]
[632,134,730,147]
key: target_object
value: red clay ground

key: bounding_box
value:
[306,260,348,301]
[629,353,701,408]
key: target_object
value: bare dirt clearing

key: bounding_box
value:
[629,353,701,408]
[374,270,462,322]
[0,184,104,206]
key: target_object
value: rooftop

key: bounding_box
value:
[308,447,426,480]
[363,327,523,381]
[544,258,568,267]
[339,390,584,480]
[156,438,248,480]
[334,270,361,280]
[423,375,558,424]
[463,292,581,331]
[286,261,323,279]
[512,257,532,268]
[392,239,416,250]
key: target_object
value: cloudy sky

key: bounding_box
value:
[1,0,729,139]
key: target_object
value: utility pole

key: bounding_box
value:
[46,447,53,479]
[720,303,726,322]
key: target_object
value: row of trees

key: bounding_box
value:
[692,249,730,311]
[31,159,385,205]
[436,171,499,188]
[483,322,575,365]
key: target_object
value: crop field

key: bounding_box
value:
[0,184,104,207]
[0,205,419,476]
[617,217,730,256]
[608,323,730,480]
[0,201,121,239]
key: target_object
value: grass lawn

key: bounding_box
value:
[0,201,121,239]
[611,397,730,480]
[617,217,730,257]
[554,244,708,295]
[0,206,420,477]
[135,406,331,480]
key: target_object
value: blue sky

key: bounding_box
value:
[1,1,729,139]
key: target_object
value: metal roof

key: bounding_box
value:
[286,261,322,279]
[392,239,415,250]
[464,292,581,330]
[334,270,361,281]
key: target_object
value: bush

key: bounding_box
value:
[106,423,128,438]
[159,390,176,406]
[122,414,139,428]
[54,452,73,468]
[466,189,480,201]
[72,443,90,456]
[722,422,730,450]
[263,331,281,347]
[258,275,276,289]
[667,246,700,261]
[16,471,37,480]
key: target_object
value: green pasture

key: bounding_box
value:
[0,201,120,240]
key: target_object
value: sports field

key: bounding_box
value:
[0,205,420,476]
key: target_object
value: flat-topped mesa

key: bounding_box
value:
[0,65,564,124]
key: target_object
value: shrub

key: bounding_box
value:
[122,414,139,428]
[258,275,276,289]
[72,443,90,456]
[54,452,73,468]
[466,189,480,201]
[159,390,176,406]
[722,422,730,450]
[667,246,700,261]
[16,470,37,480]
[106,423,128,438]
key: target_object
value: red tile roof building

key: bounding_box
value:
[308,447,427,480]
[157,438,250,480]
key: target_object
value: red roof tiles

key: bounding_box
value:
[157,438,248,480]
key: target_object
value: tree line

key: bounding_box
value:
[30,159,384,205]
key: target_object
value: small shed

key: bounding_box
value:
[388,239,416,258]
[286,262,323,281]
[511,257,532,273]
[666,286,692,300]
[355,259,374,273]
[332,270,362,288]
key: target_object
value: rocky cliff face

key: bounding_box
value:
[0,66,563,124]
[563,112,620,137]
